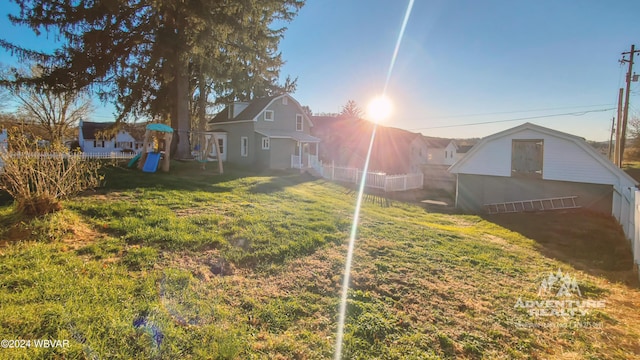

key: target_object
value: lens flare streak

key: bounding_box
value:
[334,1,415,359]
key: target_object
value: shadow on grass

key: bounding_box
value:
[482,210,639,287]
[97,161,247,193]
[248,171,317,194]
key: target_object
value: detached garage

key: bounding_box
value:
[448,123,637,225]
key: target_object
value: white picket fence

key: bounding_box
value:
[0,152,136,170]
[320,164,423,192]
[4,152,136,160]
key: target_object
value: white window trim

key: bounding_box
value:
[217,138,224,154]
[264,110,274,121]
[282,97,288,105]
[296,114,304,132]
[262,137,270,150]
[241,136,248,157]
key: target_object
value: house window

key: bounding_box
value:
[282,97,288,105]
[296,114,303,131]
[241,136,248,157]
[512,139,543,178]
[264,110,274,121]
[93,140,105,148]
[218,138,224,154]
[262,137,270,150]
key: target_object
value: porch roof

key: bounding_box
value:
[255,130,320,143]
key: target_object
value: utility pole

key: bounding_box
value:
[619,44,640,167]
[615,87,624,166]
[609,116,615,161]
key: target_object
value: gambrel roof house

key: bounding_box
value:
[449,123,638,232]
[207,94,320,170]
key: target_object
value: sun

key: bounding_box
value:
[366,95,393,124]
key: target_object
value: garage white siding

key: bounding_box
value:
[451,124,625,186]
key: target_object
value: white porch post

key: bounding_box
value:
[298,141,302,169]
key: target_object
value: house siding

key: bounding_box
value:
[270,138,295,170]
[255,134,271,169]
[216,122,256,166]
[255,98,311,135]
[443,142,457,166]
[457,174,613,214]
[453,129,620,185]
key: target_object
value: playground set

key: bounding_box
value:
[128,123,223,173]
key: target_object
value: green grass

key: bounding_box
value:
[0,161,639,359]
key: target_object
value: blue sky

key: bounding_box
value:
[278,0,640,141]
[2,0,640,141]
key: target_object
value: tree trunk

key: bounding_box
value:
[173,55,191,159]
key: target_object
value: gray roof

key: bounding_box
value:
[209,96,279,124]
[255,129,320,143]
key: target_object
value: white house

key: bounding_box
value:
[448,123,638,227]
[78,120,147,154]
[424,138,458,166]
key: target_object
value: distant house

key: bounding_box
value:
[78,120,146,154]
[448,123,638,224]
[311,116,429,174]
[207,94,320,170]
[423,138,458,166]
[454,144,474,162]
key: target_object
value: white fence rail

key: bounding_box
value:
[320,164,423,192]
[617,188,640,281]
[3,152,136,160]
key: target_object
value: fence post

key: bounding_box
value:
[403,175,407,191]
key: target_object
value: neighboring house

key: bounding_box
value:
[454,144,474,163]
[448,123,638,224]
[78,120,147,154]
[409,136,429,172]
[207,94,320,170]
[311,115,429,174]
[423,138,457,166]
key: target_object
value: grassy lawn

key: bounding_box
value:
[0,161,639,359]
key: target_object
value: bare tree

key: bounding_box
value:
[2,66,93,145]
[14,87,92,145]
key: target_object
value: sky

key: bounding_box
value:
[1,0,640,141]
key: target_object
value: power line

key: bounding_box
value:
[414,103,616,120]
[409,107,616,131]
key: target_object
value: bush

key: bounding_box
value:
[0,129,108,216]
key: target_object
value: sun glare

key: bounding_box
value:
[367,95,393,124]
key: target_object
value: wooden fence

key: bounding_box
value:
[320,164,423,192]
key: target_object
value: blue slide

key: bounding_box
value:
[142,152,161,173]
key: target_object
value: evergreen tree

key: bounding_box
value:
[1,0,303,158]
[339,99,363,119]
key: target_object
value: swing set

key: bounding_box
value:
[191,131,224,174]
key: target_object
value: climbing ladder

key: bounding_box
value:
[484,196,580,214]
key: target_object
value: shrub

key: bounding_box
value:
[0,129,108,216]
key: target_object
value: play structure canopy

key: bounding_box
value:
[146,123,174,133]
